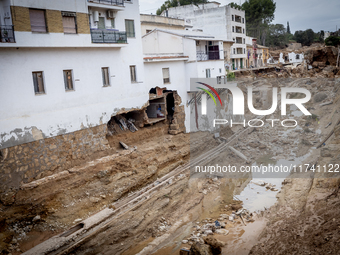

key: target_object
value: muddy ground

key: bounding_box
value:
[1,77,340,255]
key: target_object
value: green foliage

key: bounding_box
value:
[325,36,340,46]
[287,21,291,34]
[227,72,235,81]
[293,29,315,46]
[228,2,243,10]
[242,0,276,45]
[266,24,288,47]
[156,0,207,15]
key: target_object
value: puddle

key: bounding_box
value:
[235,150,313,212]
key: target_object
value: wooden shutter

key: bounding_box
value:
[29,9,47,32]
[62,16,76,34]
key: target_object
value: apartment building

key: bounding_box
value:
[162,2,245,70]
[0,0,150,191]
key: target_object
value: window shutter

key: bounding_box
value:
[29,9,47,32]
[62,16,76,34]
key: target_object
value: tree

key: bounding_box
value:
[228,2,242,10]
[266,24,288,47]
[242,0,276,46]
[293,29,315,46]
[325,36,340,46]
[156,0,207,15]
[287,21,291,34]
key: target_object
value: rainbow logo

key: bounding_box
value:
[196,82,223,106]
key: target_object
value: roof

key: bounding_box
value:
[143,28,234,42]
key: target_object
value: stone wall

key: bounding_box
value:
[46,10,64,33]
[169,92,186,135]
[0,125,110,194]
[11,6,31,32]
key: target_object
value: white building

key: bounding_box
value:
[162,2,246,70]
[142,29,226,132]
[0,0,147,149]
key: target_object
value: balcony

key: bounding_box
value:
[235,15,241,23]
[0,25,15,43]
[196,51,220,61]
[235,27,242,34]
[87,0,124,6]
[90,29,127,43]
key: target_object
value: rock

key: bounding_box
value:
[32,215,41,222]
[90,197,100,203]
[0,191,16,205]
[74,218,82,223]
[215,229,229,235]
[190,242,213,255]
[204,230,213,235]
[220,214,228,219]
[220,222,226,228]
[182,240,188,244]
[203,236,225,255]
[313,92,328,103]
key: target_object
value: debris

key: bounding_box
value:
[190,242,213,255]
[203,236,225,254]
[214,220,220,228]
[32,215,41,222]
[215,229,229,235]
[229,146,249,163]
[251,180,266,186]
[325,122,332,128]
[119,141,129,150]
[182,240,188,244]
[180,248,191,255]
[320,101,333,106]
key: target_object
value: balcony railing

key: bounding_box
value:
[88,0,124,6]
[0,25,15,43]
[196,51,220,61]
[90,29,127,43]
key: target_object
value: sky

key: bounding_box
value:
[139,0,340,33]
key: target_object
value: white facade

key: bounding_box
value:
[0,0,148,149]
[142,29,225,132]
[163,3,246,70]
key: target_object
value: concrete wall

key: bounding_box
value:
[142,30,184,55]
[140,14,185,36]
[0,124,110,194]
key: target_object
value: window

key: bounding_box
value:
[296,54,300,59]
[130,65,137,82]
[232,15,234,21]
[29,9,47,32]
[243,28,245,34]
[63,70,74,91]
[205,69,211,78]
[102,67,110,86]
[244,48,245,54]
[219,68,222,73]
[32,72,45,94]
[125,19,135,37]
[111,18,115,28]
[62,12,77,34]
[162,68,170,84]
[242,18,244,23]
[243,38,245,44]
[232,26,234,32]
[233,48,235,54]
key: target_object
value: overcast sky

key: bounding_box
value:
[139,0,340,33]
